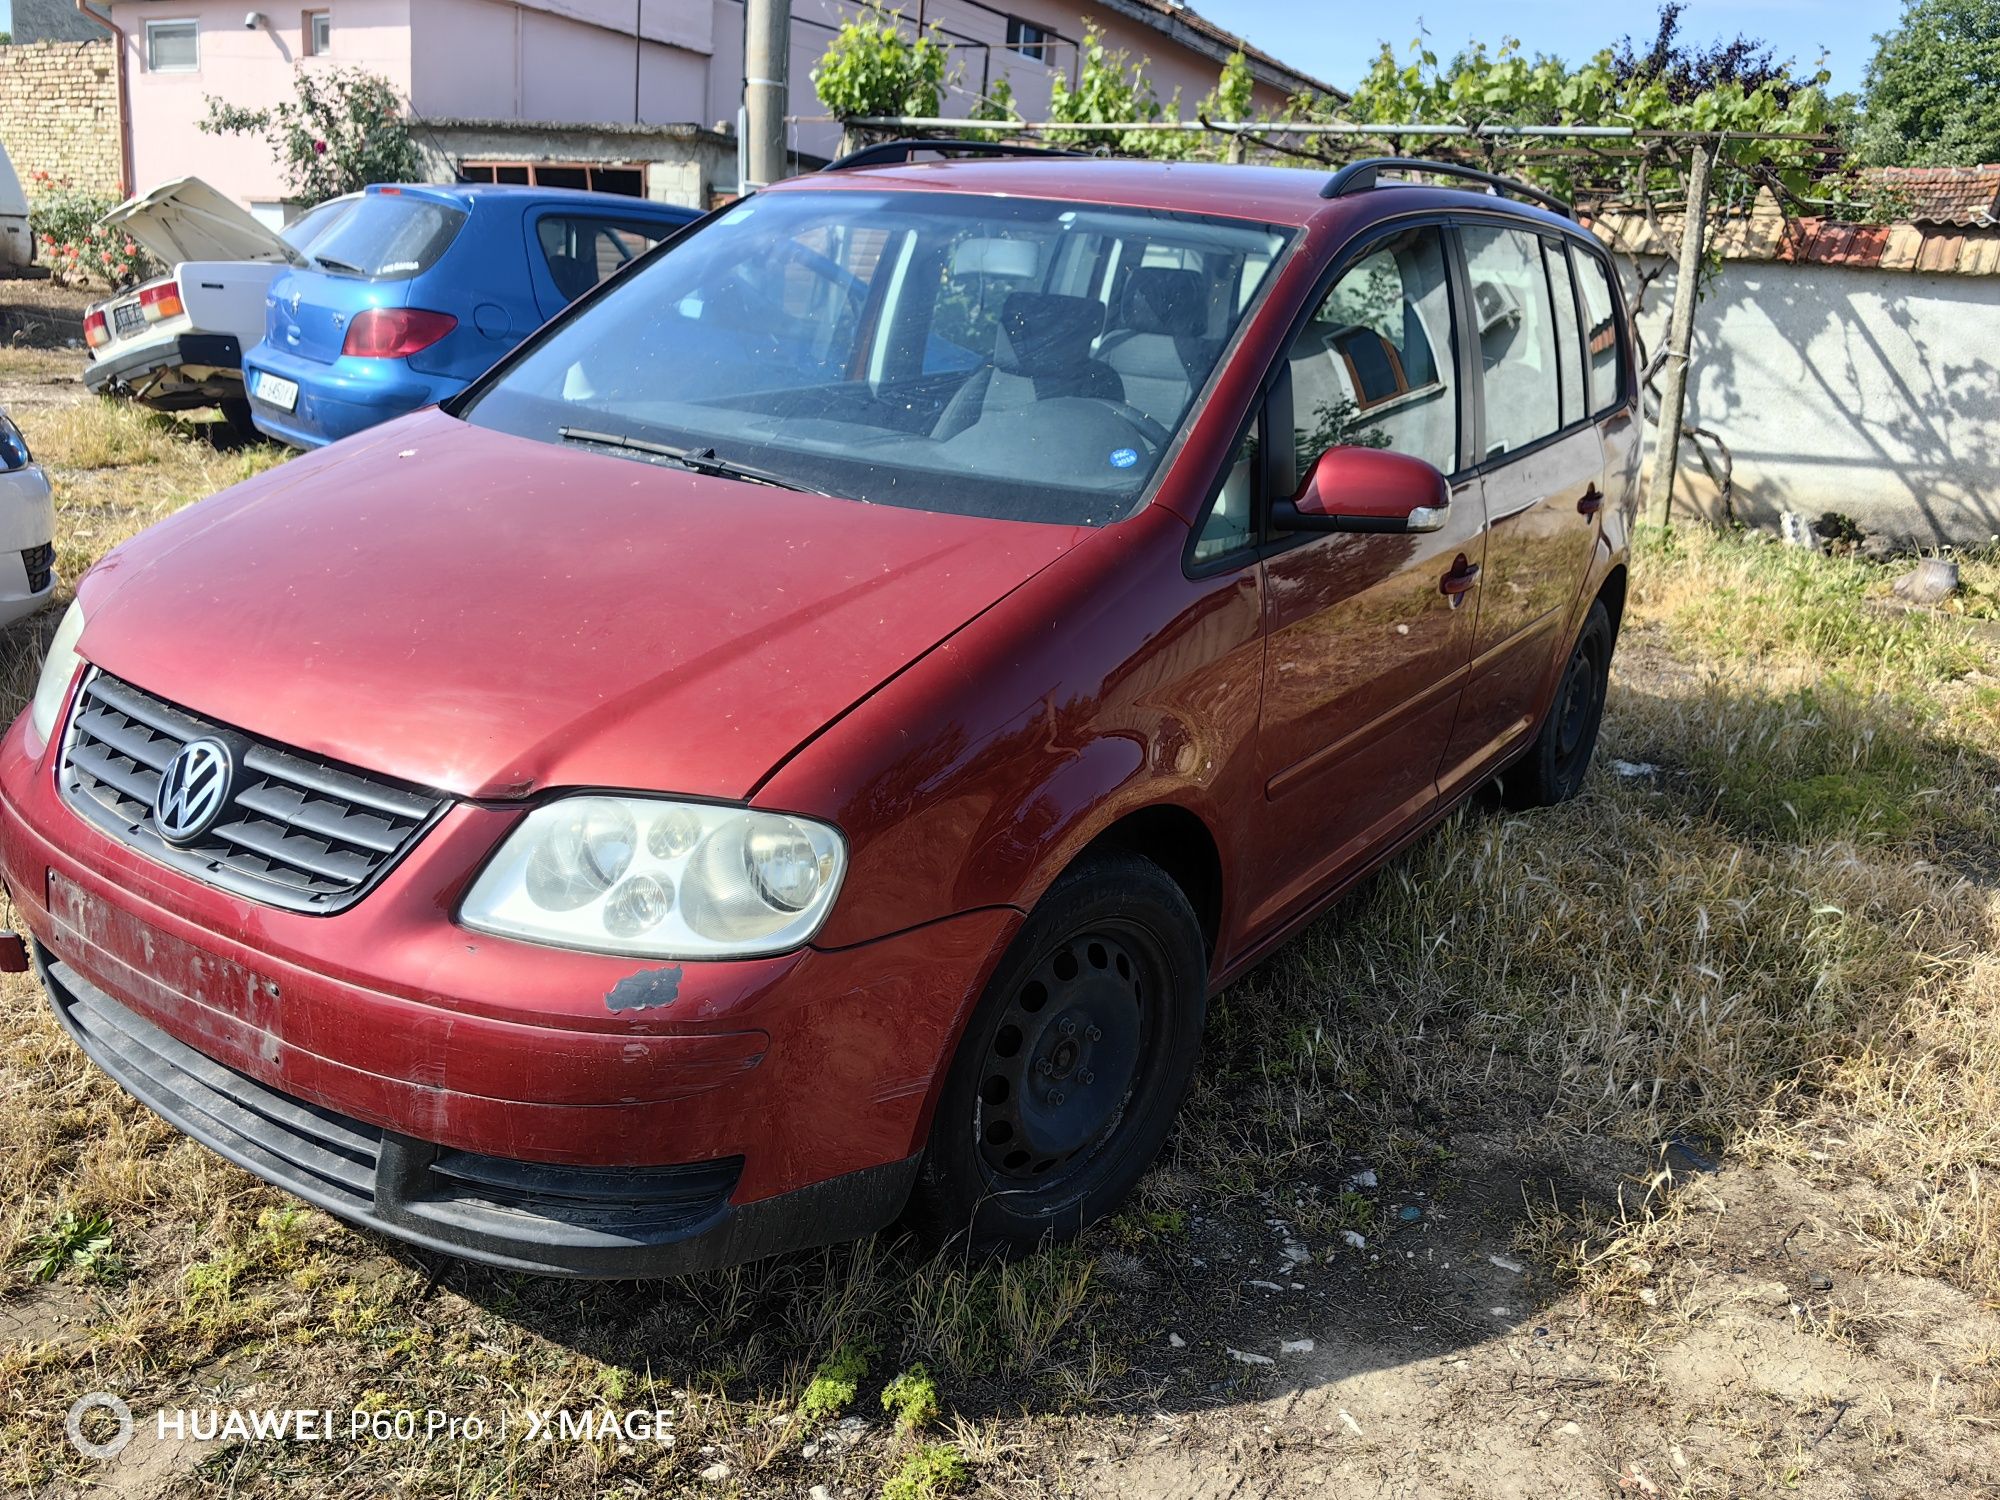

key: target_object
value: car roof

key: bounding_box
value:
[767,157,1584,238]
[361,182,698,216]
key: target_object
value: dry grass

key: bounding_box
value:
[0,382,1997,1496]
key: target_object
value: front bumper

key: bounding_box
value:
[39,947,915,1276]
[84,332,245,408]
[0,701,1018,1275]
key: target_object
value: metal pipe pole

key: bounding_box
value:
[744,0,791,188]
[1646,143,1714,530]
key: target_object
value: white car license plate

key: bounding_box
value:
[253,371,299,412]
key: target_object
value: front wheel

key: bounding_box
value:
[908,851,1208,1255]
[1503,597,1614,808]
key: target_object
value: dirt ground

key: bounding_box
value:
[0,275,94,351]
[2,355,1998,1500]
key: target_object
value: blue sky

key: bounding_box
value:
[0,1,1901,97]
[1204,0,1905,97]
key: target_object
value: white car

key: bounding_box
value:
[0,141,33,273]
[82,180,352,432]
[0,407,55,627]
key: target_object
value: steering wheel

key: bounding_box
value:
[1102,401,1174,452]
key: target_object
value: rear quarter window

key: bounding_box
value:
[307,194,467,281]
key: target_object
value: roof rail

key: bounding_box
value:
[822,137,1089,172]
[1321,157,1573,219]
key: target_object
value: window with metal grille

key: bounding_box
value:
[456,162,648,197]
[1006,17,1054,59]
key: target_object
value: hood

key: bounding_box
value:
[100,177,299,266]
[74,411,1084,802]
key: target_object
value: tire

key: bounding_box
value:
[1503,597,1615,809]
[218,398,259,442]
[908,850,1208,1255]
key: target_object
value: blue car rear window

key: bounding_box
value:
[308,194,466,281]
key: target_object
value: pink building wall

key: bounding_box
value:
[108,0,413,215]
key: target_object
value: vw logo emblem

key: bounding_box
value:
[154,739,233,844]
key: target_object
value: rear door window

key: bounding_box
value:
[535,216,672,304]
[1571,247,1625,415]
[1543,239,1585,429]
[306,193,466,281]
[1462,224,1561,460]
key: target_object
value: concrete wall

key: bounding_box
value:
[0,38,121,196]
[1626,255,2000,548]
[417,119,741,209]
[107,0,414,218]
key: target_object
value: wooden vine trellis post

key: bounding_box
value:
[1646,141,1715,531]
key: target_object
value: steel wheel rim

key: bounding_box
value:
[1554,636,1601,769]
[975,928,1153,1186]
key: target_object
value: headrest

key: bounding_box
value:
[951,237,1039,279]
[995,292,1105,375]
[1120,267,1205,336]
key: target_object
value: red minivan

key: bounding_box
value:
[1,148,1635,1276]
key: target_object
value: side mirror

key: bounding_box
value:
[1271,446,1449,535]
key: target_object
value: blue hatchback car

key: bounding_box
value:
[243,184,699,448]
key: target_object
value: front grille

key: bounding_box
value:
[20,542,52,594]
[59,671,447,914]
[110,299,144,339]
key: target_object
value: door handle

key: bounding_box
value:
[1439,557,1481,601]
[1577,485,1604,517]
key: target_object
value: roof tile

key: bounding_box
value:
[1867,165,2000,227]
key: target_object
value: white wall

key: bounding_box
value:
[1627,256,2000,547]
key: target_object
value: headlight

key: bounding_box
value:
[28,599,86,749]
[459,796,847,959]
[0,413,30,472]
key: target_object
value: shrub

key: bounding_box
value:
[26,171,155,290]
[879,1364,941,1432]
[811,9,953,121]
[798,1338,872,1422]
[202,67,421,208]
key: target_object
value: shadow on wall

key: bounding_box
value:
[1620,257,2000,547]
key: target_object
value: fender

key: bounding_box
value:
[763,506,1266,950]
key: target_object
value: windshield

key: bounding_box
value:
[306,192,465,280]
[458,191,1291,526]
[278,195,358,254]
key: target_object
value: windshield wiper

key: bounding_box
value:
[310,254,367,276]
[557,427,825,494]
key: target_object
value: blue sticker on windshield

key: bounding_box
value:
[1109,447,1139,469]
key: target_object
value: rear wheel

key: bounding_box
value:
[1503,597,1614,808]
[909,851,1207,1255]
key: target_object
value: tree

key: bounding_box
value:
[1610,2,1805,102]
[810,9,952,123]
[1853,0,2000,165]
[202,68,420,207]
